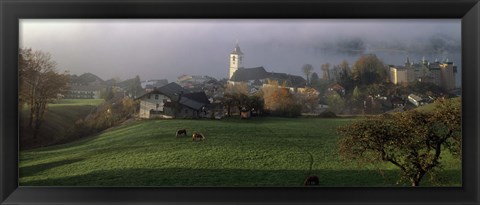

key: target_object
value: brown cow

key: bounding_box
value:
[304,175,319,186]
[192,132,205,142]
[175,129,187,137]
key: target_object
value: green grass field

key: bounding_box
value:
[49,99,105,107]
[20,99,104,149]
[19,117,461,187]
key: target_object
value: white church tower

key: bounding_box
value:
[229,42,244,79]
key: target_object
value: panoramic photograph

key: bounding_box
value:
[18,19,461,187]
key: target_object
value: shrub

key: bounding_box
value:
[319,111,337,118]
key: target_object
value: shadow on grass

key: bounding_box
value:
[20,158,84,177]
[20,168,461,187]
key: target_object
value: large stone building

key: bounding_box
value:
[389,57,456,90]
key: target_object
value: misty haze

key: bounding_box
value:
[20,19,461,86]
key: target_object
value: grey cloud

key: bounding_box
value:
[20,19,461,83]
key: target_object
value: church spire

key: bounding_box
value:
[231,41,243,55]
[405,54,411,67]
[229,41,244,79]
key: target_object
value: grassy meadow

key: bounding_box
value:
[19,117,461,187]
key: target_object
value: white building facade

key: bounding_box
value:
[229,43,244,79]
[139,93,171,119]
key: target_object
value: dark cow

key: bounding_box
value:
[176,129,187,137]
[304,175,319,186]
[192,132,205,142]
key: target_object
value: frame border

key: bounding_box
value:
[1,0,479,204]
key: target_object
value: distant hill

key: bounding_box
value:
[104,78,117,86]
[70,73,105,85]
[104,77,136,88]
[115,78,136,89]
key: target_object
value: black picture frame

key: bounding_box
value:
[1,0,479,204]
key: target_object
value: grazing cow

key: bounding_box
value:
[176,129,187,137]
[192,132,205,142]
[304,175,319,186]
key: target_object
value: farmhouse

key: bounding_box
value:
[136,82,210,119]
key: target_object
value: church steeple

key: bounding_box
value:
[405,55,412,67]
[229,41,244,79]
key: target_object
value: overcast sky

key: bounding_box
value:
[20,19,461,83]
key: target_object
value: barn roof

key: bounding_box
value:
[178,92,210,110]
[178,97,206,110]
[135,82,187,100]
[157,82,187,98]
[182,92,210,104]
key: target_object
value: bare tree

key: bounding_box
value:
[321,63,331,81]
[302,64,313,85]
[19,48,70,138]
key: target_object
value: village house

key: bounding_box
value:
[136,82,210,119]
[327,83,346,96]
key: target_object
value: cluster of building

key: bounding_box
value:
[142,79,168,92]
[227,43,306,92]
[69,43,459,119]
[137,43,307,119]
[389,57,457,91]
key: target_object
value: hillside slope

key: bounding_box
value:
[19,117,461,187]
[20,99,104,149]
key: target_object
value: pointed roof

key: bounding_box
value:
[157,82,187,99]
[230,43,243,55]
[135,82,187,100]
[179,92,210,110]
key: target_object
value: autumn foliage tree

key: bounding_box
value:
[337,98,461,186]
[352,54,387,85]
[262,80,301,117]
[19,48,70,138]
[297,87,320,113]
